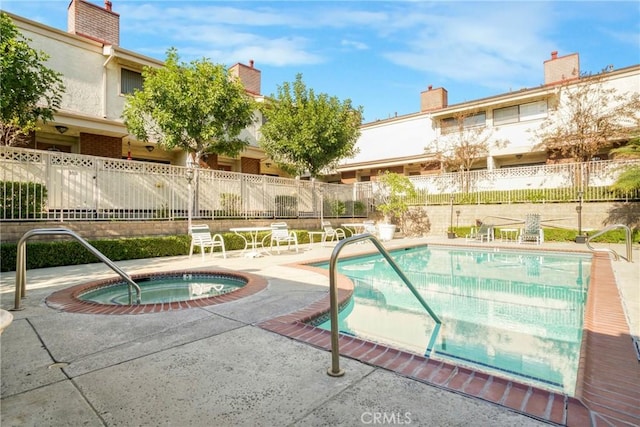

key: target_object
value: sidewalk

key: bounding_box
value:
[1,237,637,426]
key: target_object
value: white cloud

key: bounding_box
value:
[380,2,558,92]
[341,39,369,51]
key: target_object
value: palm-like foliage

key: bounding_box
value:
[610,135,640,193]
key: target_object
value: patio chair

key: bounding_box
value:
[322,221,346,243]
[264,222,299,254]
[189,224,226,259]
[465,223,494,242]
[519,214,544,245]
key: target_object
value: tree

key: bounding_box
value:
[425,111,506,193]
[123,48,256,165]
[374,171,417,224]
[258,74,363,178]
[534,70,640,164]
[0,13,65,146]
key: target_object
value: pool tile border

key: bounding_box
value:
[258,246,639,427]
[46,270,268,314]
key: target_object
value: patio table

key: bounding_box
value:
[229,226,272,258]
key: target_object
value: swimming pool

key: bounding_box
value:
[311,246,590,394]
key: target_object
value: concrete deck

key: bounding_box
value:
[1,236,638,426]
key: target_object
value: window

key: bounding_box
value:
[494,100,547,125]
[121,68,143,94]
[493,105,519,125]
[519,100,547,121]
[463,112,486,127]
[441,117,457,134]
[441,112,486,134]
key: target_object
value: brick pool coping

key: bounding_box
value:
[45,270,268,315]
[257,246,639,427]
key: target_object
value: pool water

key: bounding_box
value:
[312,246,590,394]
[79,274,246,305]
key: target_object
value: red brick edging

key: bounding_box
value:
[46,270,268,315]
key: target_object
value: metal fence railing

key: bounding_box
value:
[1,146,638,221]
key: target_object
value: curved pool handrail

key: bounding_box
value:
[13,228,141,311]
[585,224,633,262]
[326,233,442,377]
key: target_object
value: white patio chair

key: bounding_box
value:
[519,214,544,245]
[322,221,346,243]
[465,223,494,243]
[263,222,299,254]
[189,224,226,259]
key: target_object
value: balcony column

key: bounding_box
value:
[486,156,495,171]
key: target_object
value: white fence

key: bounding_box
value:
[1,146,638,221]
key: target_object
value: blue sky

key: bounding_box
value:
[2,1,639,123]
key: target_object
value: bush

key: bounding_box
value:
[275,195,298,217]
[220,193,241,216]
[0,181,47,219]
[0,236,191,272]
[345,200,366,216]
[328,199,346,216]
[0,229,312,272]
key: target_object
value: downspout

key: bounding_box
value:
[102,47,116,118]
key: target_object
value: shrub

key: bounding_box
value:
[344,200,366,216]
[220,193,241,216]
[0,181,47,219]
[275,195,298,217]
[0,230,312,272]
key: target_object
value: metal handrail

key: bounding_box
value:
[13,228,141,311]
[585,224,633,262]
[327,233,442,377]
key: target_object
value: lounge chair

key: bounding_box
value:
[465,223,494,242]
[264,222,299,254]
[519,214,544,245]
[322,221,346,243]
[189,224,226,259]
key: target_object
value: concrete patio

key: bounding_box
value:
[1,236,638,426]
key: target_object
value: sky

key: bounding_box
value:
[2,1,639,123]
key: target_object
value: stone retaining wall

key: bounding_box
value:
[1,202,635,242]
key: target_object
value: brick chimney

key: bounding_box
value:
[229,60,261,95]
[544,51,580,86]
[68,0,120,46]
[420,85,448,112]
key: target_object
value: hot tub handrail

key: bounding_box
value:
[327,233,442,377]
[13,228,141,311]
[585,224,633,262]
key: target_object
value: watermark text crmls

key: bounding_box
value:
[361,411,412,425]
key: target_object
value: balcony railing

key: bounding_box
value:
[1,146,638,221]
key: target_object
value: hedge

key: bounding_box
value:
[1,227,635,272]
[0,230,321,272]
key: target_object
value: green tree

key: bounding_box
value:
[534,70,640,165]
[258,74,363,178]
[122,48,256,165]
[0,13,65,146]
[374,171,417,225]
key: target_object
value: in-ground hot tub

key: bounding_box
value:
[46,270,267,315]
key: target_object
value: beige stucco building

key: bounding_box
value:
[4,1,275,175]
[4,2,639,184]
[337,53,640,183]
